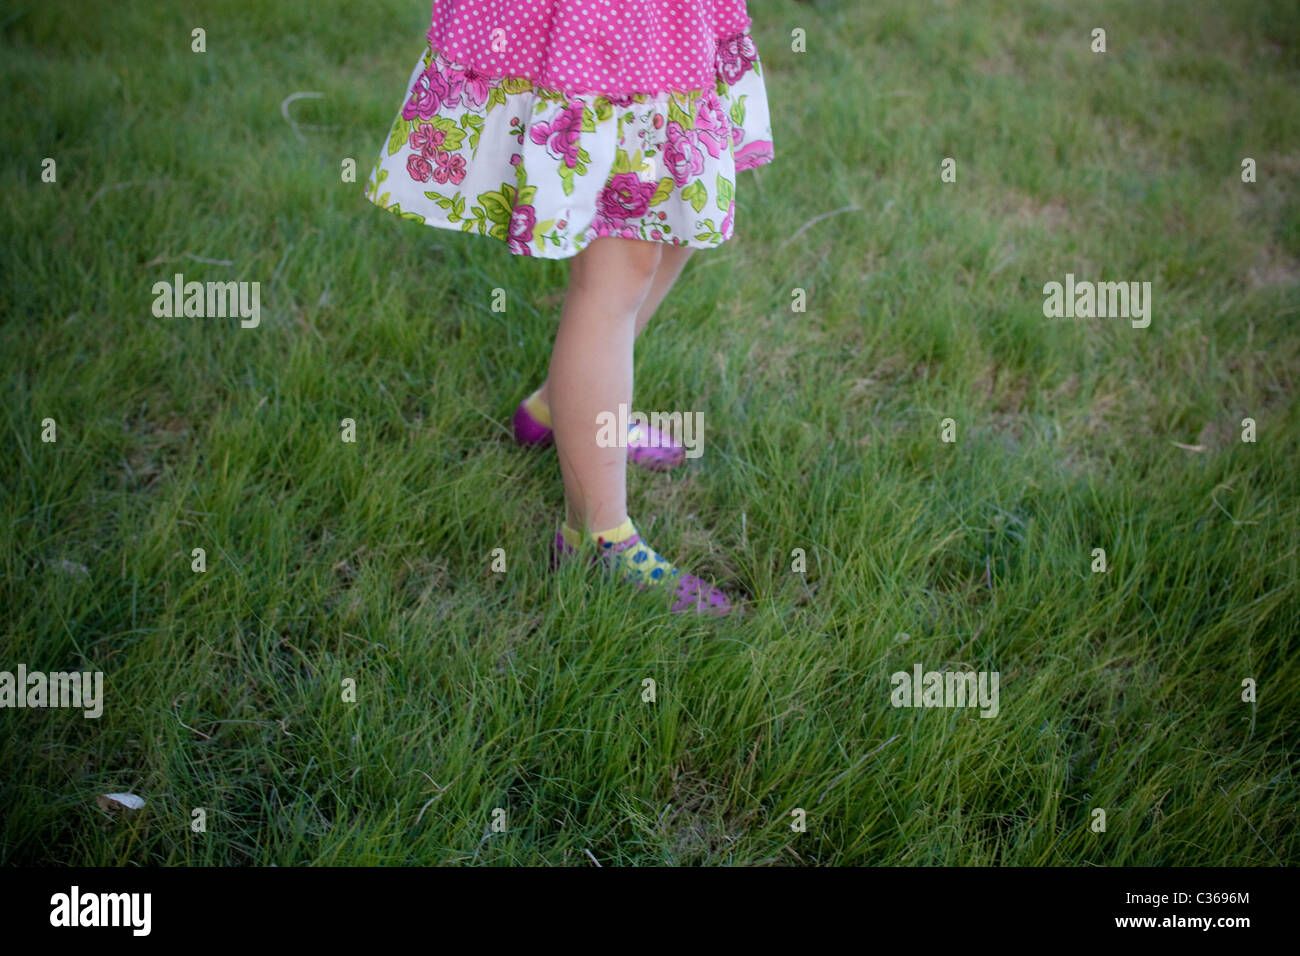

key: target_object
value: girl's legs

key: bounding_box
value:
[544,239,731,615]
[547,237,664,532]
[536,244,695,408]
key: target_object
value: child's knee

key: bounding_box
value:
[572,238,663,304]
[619,239,664,280]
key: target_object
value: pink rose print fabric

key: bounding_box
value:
[366,1,775,259]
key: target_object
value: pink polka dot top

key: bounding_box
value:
[426,0,755,96]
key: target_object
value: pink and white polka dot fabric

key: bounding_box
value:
[426,0,755,96]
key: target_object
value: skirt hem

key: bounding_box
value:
[365,32,775,260]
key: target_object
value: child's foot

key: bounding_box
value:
[551,518,732,616]
[513,389,686,471]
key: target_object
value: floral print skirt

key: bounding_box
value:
[364,33,775,258]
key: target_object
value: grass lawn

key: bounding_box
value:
[1,0,1297,865]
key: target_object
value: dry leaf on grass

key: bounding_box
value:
[97,793,145,812]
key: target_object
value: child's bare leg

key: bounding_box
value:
[548,237,664,531]
[538,244,694,406]
[632,244,695,338]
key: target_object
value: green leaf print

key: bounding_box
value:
[611,150,631,175]
[594,98,613,123]
[387,117,410,156]
[580,105,596,133]
[682,180,707,213]
[500,76,534,94]
[423,190,465,222]
[375,167,388,185]
[667,97,693,130]
[694,219,721,243]
[487,86,507,114]
[488,222,509,241]
[479,188,513,227]
[716,174,735,211]
[559,163,576,196]
[461,113,485,153]
[729,94,747,128]
[649,177,675,206]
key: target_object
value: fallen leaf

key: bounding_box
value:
[97,793,146,812]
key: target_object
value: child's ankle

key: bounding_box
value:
[561,516,636,548]
[524,386,552,427]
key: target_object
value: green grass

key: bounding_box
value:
[1,0,1297,865]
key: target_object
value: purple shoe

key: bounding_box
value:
[512,401,555,448]
[551,526,733,617]
[513,398,686,471]
[626,421,687,471]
